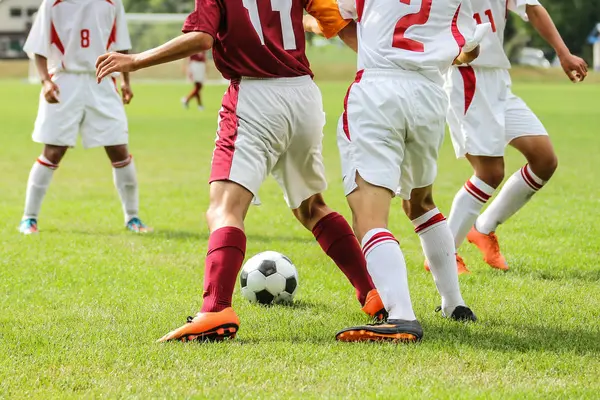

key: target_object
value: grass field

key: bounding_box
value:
[1,77,599,399]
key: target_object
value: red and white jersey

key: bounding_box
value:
[338,0,477,83]
[182,0,349,80]
[24,0,131,75]
[190,52,206,62]
[465,0,541,69]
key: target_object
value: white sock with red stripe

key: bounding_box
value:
[413,209,465,315]
[361,229,416,321]
[112,155,139,223]
[476,164,545,235]
[23,155,57,220]
[448,175,495,248]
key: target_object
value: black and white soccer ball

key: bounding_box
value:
[240,251,298,305]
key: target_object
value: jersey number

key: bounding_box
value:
[243,0,297,50]
[392,0,433,52]
[473,9,497,32]
[80,29,90,48]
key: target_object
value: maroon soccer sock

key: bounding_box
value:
[201,227,247,313]
[312,212,375,305]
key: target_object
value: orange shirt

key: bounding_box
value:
[306,0,351,39]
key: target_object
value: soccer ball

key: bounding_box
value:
[240,251,298,305]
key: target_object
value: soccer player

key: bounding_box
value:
[20,0,151,234]
[96,0,384,342]
[311,0,487,342]
[443,0,587,272]
[182,51,206,110]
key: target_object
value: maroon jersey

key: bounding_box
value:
[190,52,206,62]
[182,0,349,80]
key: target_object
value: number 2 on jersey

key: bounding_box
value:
[393,0,433,52]
[80,29,90,48]
[243,0,297,50]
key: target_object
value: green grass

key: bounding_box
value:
[1,79,599,399]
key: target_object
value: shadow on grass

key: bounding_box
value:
[151,229,314,245]
[424,319,600,356]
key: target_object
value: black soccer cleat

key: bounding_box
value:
[336,319,423,343]
[435,305,478,322]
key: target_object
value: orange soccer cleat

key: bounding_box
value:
[466,227,509,271]
[361,289,387,321]
[157,307,240,343]
[424,254,470,275]
[336,319,423,343]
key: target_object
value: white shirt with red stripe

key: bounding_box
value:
[338,0,478,83]
[464,0,541,69]
[24,0,131,75]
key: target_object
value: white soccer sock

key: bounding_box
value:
[362,229,416,321]
[112,155,139,224]
[476,164,545,235]
[413,209,465,315]
[23,155,57,220]
[448,175,495,248]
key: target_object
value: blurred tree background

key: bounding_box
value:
[122,0,600,62]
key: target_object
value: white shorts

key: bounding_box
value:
[445,67,548,158]
[189,61,206,83]
[210,76,327,209]
[33,72,128,149]
[338,69,448,200]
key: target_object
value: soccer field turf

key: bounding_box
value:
[1,79,599,398]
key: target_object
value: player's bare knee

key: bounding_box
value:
[43,145,68,165]
[476,165,504,188]
[404,190,436,220]
[105,145,130,163]
[529,153,558,181]
[293,194,331,230]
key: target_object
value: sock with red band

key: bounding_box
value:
[361,228,415,321]
[413,208,465,315]
[312,212,375,305]
[201,226,247,313]
[448,175,495,248]
[23,155,57,220]
[112,155,139,223]
[476,164,546,235]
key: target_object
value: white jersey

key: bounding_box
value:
[24,0,131,75]
[466,0,541,69]
[338,0,478,84]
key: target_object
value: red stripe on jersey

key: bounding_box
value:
[105,0,114,4]
[342,69,364,141]
[111,77,120,94]
[210,81,240,183]
[521,165,543,190]
[52,0,62,6]
[465,180,491,202]
[459,66,476,115]
[414,213,446,234]
[363,232,398,255]
[107,18,117,50]
[50,22,65,54]
[356,0,366,22]
[451,5,466,49]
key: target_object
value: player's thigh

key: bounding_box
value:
[401,83,447,200]
[445,67,507,158]
[81,77,128,149]
[337,79,405,197]
[33,73,83,147]
[504,92,548,145]
[271,81,327,209]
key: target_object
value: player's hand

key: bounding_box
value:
[42,79,60,104]
[559,53,588,83]
[121,83,134,105]
[303,14,323,36]
[96,52,137,82]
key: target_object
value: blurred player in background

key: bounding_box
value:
[182,51,206,110]
[309,0,487,342]
[443,0,588,272]
[20,0,151,234]
[97,0,385,342]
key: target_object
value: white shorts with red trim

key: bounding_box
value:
[338,69,447,200]
[210,76,327,209]
[444,66,548,159]
[33,72,128,149]
[188,61,206,83]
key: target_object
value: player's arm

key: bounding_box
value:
[524,4,587,82]
[117,50,133,104]
[34,54,60,104]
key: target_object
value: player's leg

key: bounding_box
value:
[20,144,68,234]
[403,186,475,321]
[470,92,552,270]
[183,82,201,108]
[196,82,204,109]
